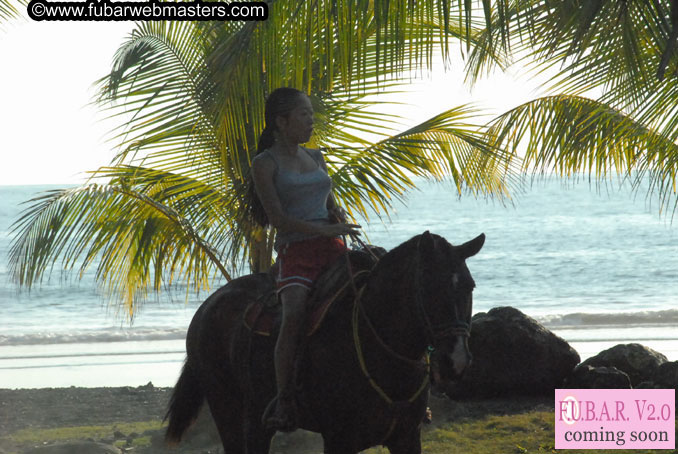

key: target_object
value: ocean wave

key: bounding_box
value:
[2,310,678,346]
[0,328,187,346]
[537,309,678,328]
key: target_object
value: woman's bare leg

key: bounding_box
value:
[266,284,309,431]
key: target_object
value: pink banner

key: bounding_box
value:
[555,389,675,449]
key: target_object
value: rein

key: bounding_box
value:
[343,234,429,401]
[351,285,430,444]
[349,233,382,262]
[351,286,430,409]
[342,232,470,443]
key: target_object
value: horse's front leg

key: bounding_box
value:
[322,433,363,454]
[385,427,422,454]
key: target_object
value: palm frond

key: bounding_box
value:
[328,104,516,220]
[0,0,25,23]
[9,178,233,319]
[465,0,545,83]
[92,22,223,184]
[92,165,251,275]
[487,94,678,214]
[467,0,676,85]
[200,0,505,160]
[467,0,678,135]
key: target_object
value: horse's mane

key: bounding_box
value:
[365,233,429,291]
[373,234,419,267]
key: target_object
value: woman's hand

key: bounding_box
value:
[328,206,348,224]
[319,222,361,238]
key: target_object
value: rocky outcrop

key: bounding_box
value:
[445,306,580,398]
[580,343,667,386]
[565,365,631,389]
[652,361,678,388]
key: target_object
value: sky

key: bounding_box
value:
[0,12,549,186]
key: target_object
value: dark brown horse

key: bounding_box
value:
[165,231,485,453]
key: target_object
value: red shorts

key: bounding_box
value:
[276,236,346,292]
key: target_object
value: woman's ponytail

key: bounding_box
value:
[257,125,275,155]
[247,126,279,227]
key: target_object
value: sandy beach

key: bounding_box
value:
[0,384,175,453]
[0,384,554,454]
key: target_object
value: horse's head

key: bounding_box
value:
[414,231,485,387]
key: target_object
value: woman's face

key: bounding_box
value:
[276,94,314,144]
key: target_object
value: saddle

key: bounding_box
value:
[243,247,383,337]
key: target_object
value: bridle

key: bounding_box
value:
[347,232,471,359]
[416,298,471,345]
[347,235,472,443]
[348,232,472,369]
[412,243,471,348]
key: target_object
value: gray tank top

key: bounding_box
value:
[262,148,332,250]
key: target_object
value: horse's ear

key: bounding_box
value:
[418,230,435,257]
[457,233,485,259]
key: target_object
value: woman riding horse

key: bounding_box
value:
[250,87,361,431]
[164,88,486,454]
[165,230,484,453]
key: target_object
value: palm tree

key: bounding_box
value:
[10,1,678,320]
[9,3,512,319]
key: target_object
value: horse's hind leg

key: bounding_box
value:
[204,383,245,453]
[203,377,275,454]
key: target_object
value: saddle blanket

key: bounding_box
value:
[243,269,369,337]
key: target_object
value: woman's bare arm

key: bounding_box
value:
[252,154,358,236]
[315,150,347,223]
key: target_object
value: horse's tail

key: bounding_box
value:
[164,361,204,445]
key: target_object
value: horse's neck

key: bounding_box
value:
[361,249,428,361]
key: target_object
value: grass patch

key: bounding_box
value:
[0,419,164,445]
[2,410,675,454]
[366,410,677,454]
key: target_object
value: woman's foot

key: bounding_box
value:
[263,394,298,432]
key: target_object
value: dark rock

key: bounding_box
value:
[652,361,678,388]
[635,381,661,389]
[565,365,631,389]
[581,343,667,386]
[23,442,122,454]
[113,431,126,439]
[444,306,580,398]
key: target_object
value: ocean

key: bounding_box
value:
[1,179,677,389]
